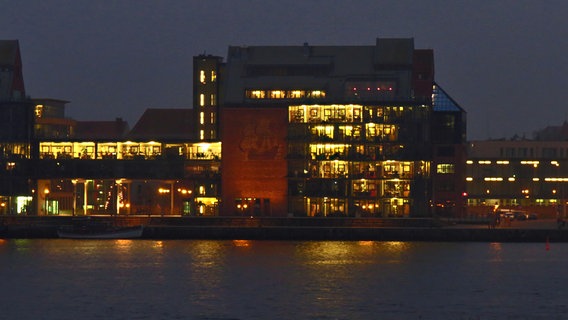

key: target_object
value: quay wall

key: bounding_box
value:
[0,216,565,242]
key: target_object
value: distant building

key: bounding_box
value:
[533,121,568,141]
[466,139,568,218]
[0,40,34,214]
[0,38,467,218]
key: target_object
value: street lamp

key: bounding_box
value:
[158,187,170,216]
[71,179,77,216]
[43,188,50,215]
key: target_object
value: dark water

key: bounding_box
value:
[0,239,566,320]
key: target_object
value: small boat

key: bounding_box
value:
[57,225,144,239]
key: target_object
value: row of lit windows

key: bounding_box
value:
[289,105,422,124]
[0,143,30,159]
[38,142,221,160]
[302,159,420,180]
[199,70,217,84]
[199,112,216,125]
[246,90,326,100]
[436,164,455,174]
[199,129,217,140]
[290,104,363,123]
[467,160,562,167]
[199,94,217,107]
[307,124,398,141]
[466,177,568,182]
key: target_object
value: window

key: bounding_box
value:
[200,70,206,84]
[35,105,44,118]
[210,94,216,106]
[436,163,455,174]
[346,80,396,100]
[211,70,216,82]
[200,130,204,140]
[199,94,205,107]
[210,112,215,124]
[246,90,266,99]
[246,89,325,100]
[269,90,286,99]
[308,90,326,99]
[200,112,204,125]
[289,90,305,98]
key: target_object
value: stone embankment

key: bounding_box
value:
[0,216,565,242]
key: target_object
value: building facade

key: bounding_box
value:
[0,40,35,214]
[0,38,467,218]
[466,139,568,218]
[213,39,466,217]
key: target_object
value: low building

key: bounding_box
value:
[466,139,568,218]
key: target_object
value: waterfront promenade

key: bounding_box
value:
[0,215,565,242]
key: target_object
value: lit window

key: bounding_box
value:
[247,90,265,99]
[200,94,205,107]
[211,70,216,82]
[436,164,455,174]
[200,112,205,125]
[200,70,206,84]
[269,90,286,99]
[289,90,305,98]
[35,105,44,118]
[210,112,215,124]
[309,90,326,99]
[200,130,204,140]
[210,94,216,106]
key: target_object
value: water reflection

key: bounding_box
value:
[3,240,568,320]
[232,239,252,247]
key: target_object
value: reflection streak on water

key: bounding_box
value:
[2,240,568,320]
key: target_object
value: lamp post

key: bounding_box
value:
[158,187,170,216]
[71,179,77,216]
[43,188,50,215]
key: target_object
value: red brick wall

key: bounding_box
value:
[220,107,288,216]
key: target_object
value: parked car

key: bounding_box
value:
[499,212,515,220]
[513,211,528,220]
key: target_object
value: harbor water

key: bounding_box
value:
[0,239,567,320]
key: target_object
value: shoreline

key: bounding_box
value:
[0,216,564,242]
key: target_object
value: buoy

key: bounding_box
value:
[546,237,550,251]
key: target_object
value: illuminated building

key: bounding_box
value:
[0,40,35,215]
[466,139,568,218]
[215,39,466,217]
[0,38,467,218]
[1,40,222,216]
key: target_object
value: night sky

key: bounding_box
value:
[2,0,567,140]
